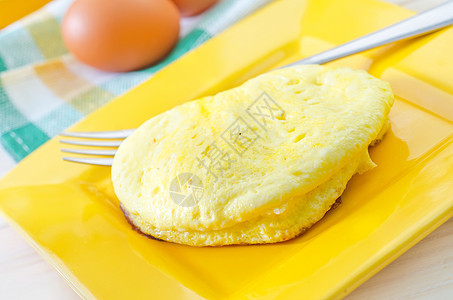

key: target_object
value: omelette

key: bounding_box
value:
[112,65,394,246]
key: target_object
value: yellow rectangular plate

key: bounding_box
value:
[1,0,453,299]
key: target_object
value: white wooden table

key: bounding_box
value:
[1,0,452,299]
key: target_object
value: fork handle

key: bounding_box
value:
[284,0,453,67]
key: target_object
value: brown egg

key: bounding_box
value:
[171,0,218,17]
[62,0,180,72]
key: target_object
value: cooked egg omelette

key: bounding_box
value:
[112,65,394,246]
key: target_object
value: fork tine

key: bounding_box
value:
[61,148,117,156]
[62,157,113,166]
[59,139,123,147]
[60,129,135,139]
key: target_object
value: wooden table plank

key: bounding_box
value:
[0,0,451,299]
[0,220,80,299]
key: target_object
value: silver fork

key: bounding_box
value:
[60,129,135,165]
[60,1,453,166]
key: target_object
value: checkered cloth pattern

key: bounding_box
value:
[0,0,273,177]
